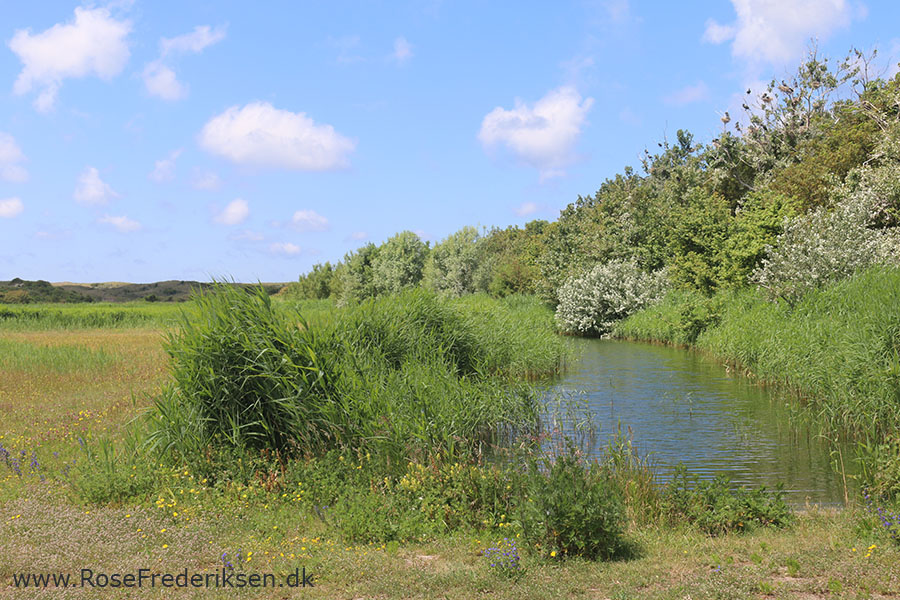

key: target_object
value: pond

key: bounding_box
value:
[546,338,857,506]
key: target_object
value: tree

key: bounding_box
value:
[340,243,380,302]
[424,226,484,297]
[371,231,428,295]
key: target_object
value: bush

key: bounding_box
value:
[662,465,792,535]
[371,231,428,296]
[753,182,900,304]
[518,449,626,560]
[281,262,336,300]
[555,259,668,336]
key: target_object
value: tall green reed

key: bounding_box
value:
[146,284,564,472]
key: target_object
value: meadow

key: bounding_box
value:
[2,287,899,599]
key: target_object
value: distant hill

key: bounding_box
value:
[0,279,286,304]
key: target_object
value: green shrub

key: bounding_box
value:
[424,226,484,297]
[662,465,791,535]
[280,262,337,300]
[518,449,626,560]
[371,231,428,296]
[752,191,899,304]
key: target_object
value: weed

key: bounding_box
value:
[662,465,792,535]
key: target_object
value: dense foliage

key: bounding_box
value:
[148,284,564,468]
[662,466,792,536]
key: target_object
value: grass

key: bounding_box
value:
[0,302,184,331]
[0,338,115,374]
[0,328,168,473]
[1,488,898,598]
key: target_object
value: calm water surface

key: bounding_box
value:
[547,338,857,506]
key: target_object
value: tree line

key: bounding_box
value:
[284,47,900,335]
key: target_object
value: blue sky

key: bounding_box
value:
[0,0,897,283]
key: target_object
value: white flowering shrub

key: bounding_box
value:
[752,181,900,304]
[555,259,668,335]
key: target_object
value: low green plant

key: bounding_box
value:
[518,447,626,560]
[827,577,843,594]
[662,465,791,535]
[785,557,800,576]
[756,580,775,595]
[332,490,430,543]
[68,435,156,505]
[860,436,900,501]
[483,538,523,579]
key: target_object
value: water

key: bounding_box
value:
[546,338,856,506]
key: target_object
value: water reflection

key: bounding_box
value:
[546,338,856,506]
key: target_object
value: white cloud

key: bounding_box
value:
[703,0,853,65]
[392,37,413,63]
[191,170,221,190]
[160,25,226,57]
[0,133,28,182]
[515,202,539,217]
[142,61,185,100]
[270,242,301,256]
[478,86,593,178]
[74,167,119,206]
[0,197,24,218]
[663,81,710,106]
[348,231,368,241]
[149,149,182,182]
[143,25,225,101]
[215,198,249,225]
[199,102,355,170]
[291,210,329,232]
[9,7,131,112]
[702,19,737,44]
[98,214,140,232]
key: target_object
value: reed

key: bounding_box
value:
[146,284,565,470]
